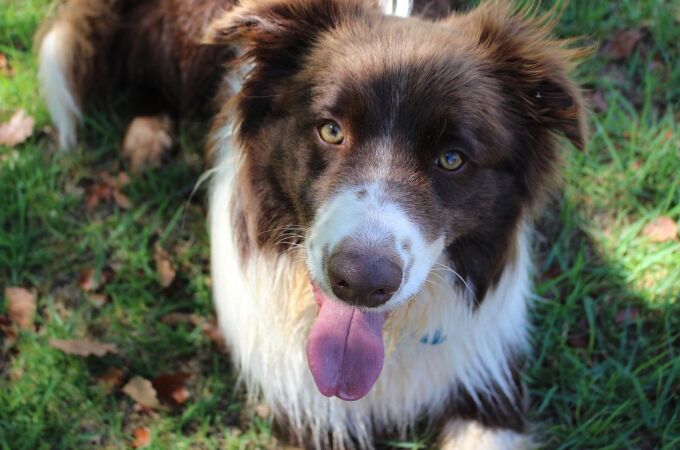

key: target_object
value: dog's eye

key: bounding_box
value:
[437,150,465,171]
[318,121,344,145]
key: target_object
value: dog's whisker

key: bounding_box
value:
[258,225,309,237]
[273,240,306,249]
[431,263,479,306]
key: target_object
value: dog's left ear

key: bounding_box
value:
[445,2,588,150]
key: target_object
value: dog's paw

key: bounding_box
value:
[439,420,531,450]
[122,115,173,173]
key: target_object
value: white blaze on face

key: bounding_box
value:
[306,182,445,310]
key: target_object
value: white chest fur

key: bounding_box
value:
[209,139,532,449]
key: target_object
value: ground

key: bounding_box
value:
[0,0,679,449]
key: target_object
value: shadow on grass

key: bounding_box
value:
[527,197,679,450]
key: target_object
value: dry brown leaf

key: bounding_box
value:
[587,90,607,113]
[99,171,126,189]
[87,293,109,308]
[202,321,228,353]
[85,183,113,211]
[152,372,191,406]
[605,29,643,60]
[117,171,131,186]
[614,306,641,325]
[5,287,36,330]
[0,110,34,147]
[643,216,678,243]
[132,426,152,448]
[98,367,126,393]
[112,189,133,209]
[50,338,118,356]
[8,366,23,381]
[87,171,133,211]
[254,403,271,418]
[0,315,16,341]
[78,268,99,292]
[122,376,161,409]
[154,244,176,288]
[0,53,14,77]
[567,334,588,349]
[160,312,201,326]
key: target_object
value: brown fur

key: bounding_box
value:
[39,0,237,118]
[36,0,119,105]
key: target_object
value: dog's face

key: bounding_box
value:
[207,0,585,399]
[209,0,585,307]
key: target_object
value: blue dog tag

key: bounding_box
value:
[420,329,446,345]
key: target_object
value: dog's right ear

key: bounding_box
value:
[204,0,376,57]
[205,0,377,137]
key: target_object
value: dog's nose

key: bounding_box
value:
[328,251,403,308]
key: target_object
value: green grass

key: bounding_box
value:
[1,0,679,449]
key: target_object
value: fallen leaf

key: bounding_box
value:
[567,318,589,349]
[8,366,23,381]
[123,376,161,409]
[0,110,34,147]
[85,183,113,211]
[86,171,133,211]
[5,287,36,330]
[152,372,191,406]
[202,321,228,353]
[87,293,109,308]
[50,338,118,356]
[117,171,131,186]
[254,403,271,418]
[154,244,176,288]
[132,426,151,448]
[0,53,14,77]
[605,28,643,60]
[587,90,607,113]
[160,312,201,326]
[99,170,130,189]
[98,367,126,393]
[78,268,99,292]
[112,189,133,209]
[614,306,641,325]
[642,216,678,242]
[0,315,16,341]
[132,403,159,416]
[567,334,588,349]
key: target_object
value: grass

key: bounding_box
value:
[1,0,679,449]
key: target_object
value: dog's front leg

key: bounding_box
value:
[439,420,530,450]
[122,115,173,174]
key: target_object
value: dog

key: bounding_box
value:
[38,0,586,448]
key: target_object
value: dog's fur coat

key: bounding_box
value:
[38,0,586,448]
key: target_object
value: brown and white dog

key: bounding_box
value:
[38,0,586,448]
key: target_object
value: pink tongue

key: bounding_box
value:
[306,285,386,401]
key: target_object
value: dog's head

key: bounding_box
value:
[207,0,586,400]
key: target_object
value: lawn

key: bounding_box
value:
[1,0,679,449]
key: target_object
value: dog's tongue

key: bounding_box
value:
[306,285,385,401]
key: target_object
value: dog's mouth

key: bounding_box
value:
[306,282,386,401]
